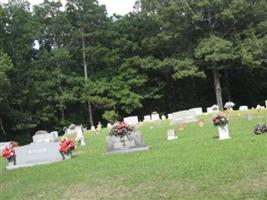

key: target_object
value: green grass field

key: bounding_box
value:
[1,110,267,200]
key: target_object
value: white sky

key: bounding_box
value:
[0,0,136,15]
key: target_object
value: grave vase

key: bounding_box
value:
[218,125,230,140]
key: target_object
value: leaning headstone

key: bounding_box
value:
[6,142,63,170]
[123,116,139,126]
[167,129,178,140]
[143,115,151,122]
[239,105,248,111]
[151,112,160,121]
[106,131,149,155]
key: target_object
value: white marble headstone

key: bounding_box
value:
[143,115,151,122]
[239,105,248,111]
[123,116,139,126]
[151,113,160,121]
[161,115,167,120]
[218,125,231,140]
[167,129,178,140]
[189,107,203,115]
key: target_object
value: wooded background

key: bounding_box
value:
[0,0,266,141]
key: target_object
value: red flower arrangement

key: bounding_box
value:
[213,114,229,127]
[109,122,133,137]
[2,141,17,161]
[59,138,76,154]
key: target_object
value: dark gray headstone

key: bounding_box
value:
[106,132,149,155]
[6,142,63,170]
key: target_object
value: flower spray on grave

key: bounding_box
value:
[109,121,134,147]
[59,137,76,160]
[2,141,18,166]
[212,112,231,140]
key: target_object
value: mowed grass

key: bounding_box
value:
[1,110,267,200]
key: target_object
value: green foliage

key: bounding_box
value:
[102,110,118,123]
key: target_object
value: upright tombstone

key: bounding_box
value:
[143,115,151,122]
[161,115,167,120]
[171,110,198,124]
[32,130,58,143]
[167,113,173,120]
[167,129,178,140]
[107,123,112,128]
[206,107,214,114]
[106,131,149,155]
[265,100,267,109]
[239,105,249,111]
[218,125,231,140]
[91,126,96,131]
[189,107,203,115]
[75,126,86,146]
[151,112,160,121]
[123,116,139,126]
[6,142,63,170]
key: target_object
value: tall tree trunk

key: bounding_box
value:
[81,27,94,126]
[0,117,7,136]
[213,68,223,111]
[224,69,232,101]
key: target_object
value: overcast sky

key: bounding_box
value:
[0,0,136,15]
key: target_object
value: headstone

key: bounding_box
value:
[6,142,63,170]
[211,105,219,111]
[143,115,151,122]
[206,107,214,114]
[107,123,112,129]
[65,124,77,135]
[167,129,178,140]
[151,112,160,121]
[171,110,198,124]
[75,126,86,146]
[161,115,167,120]
[123,116,139,126]
[96,122,102,132]
[239,105,248,111]
[265,100,267,109]
[189,107,203,115]
[106,131,149,155]
[167,114,173,120]
[32,131,58,143]
[218,125,231,140]
[91,126,96,131]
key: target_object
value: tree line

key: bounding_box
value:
[0,0,266,141]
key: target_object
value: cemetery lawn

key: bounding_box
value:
[1,111,267,200]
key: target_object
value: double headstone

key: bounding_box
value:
[106,131,149,155]
[6,142,63,170]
